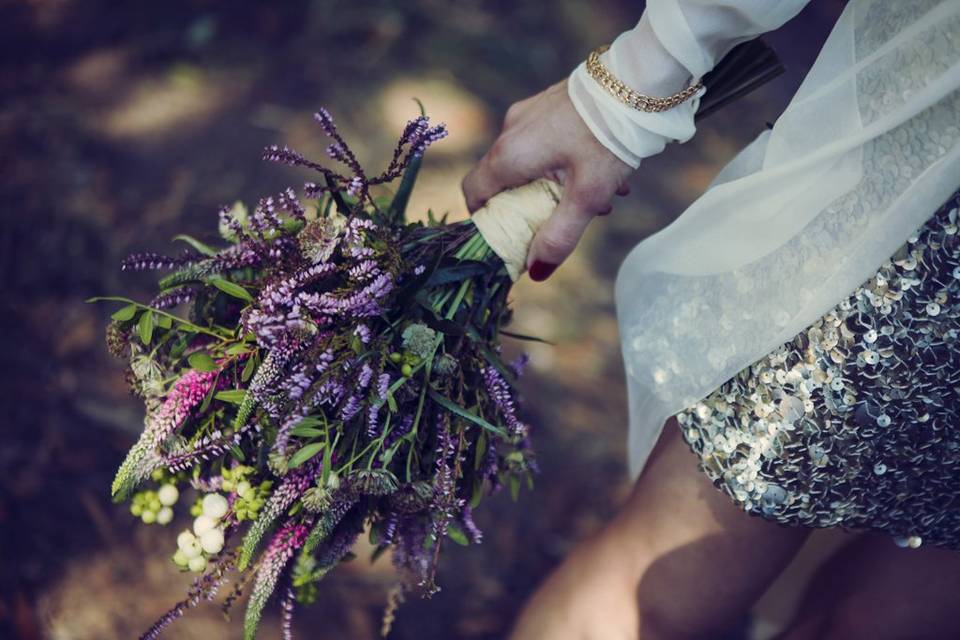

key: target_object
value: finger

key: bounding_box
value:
[526,175,612,280]
[462,138,545,213]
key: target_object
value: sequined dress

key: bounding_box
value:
[676,189,960,551]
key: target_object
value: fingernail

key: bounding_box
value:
[528,261,557,282]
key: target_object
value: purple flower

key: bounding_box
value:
[461,506,483,544]
[354,324,371,345]
[239,464,318,570]
[482,366,523,436]
[245,520,312,640]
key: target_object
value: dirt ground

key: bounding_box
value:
[2,1,845,638]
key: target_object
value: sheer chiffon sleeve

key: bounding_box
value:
[612,0,960,478]
[567,1,811,168]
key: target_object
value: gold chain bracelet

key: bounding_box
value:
[586,44,703,113]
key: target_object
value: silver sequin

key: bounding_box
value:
[677,191,960,551]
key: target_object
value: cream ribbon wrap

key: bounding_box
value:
[471,178,563,281]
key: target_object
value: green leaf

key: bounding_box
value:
[138,310,154,344]
[241,353,258,382]
[289,443,324,469]
[215,389,247,404]
[387,154,422,224]
[386,391,398,413]
[173,234,220,257]
[225,343,251,355]
[425,261,489,287]
[321,441,333,486]
[499,330,555,345]
[474,431,488,471]
[230,445,246,462]
[156,314,173,329]
[446,524,469,546]
[199,373,220,413]
[209,277,254,302]
[427,390,506,437]
[509,476,521,502]
[187,351,218,371]
[111,304,138,321]
[290,426,325,438]
[470,479,484,509]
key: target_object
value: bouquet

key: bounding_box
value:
[95,38,783,639]
[95,108,547,639]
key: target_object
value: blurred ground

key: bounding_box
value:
[1,1,845,638]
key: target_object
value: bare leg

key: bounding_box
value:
[510,420,810,640]
[779,533,960,640]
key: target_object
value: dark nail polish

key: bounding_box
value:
[528,260,557,282]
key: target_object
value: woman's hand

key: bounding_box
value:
[462,80,634,281]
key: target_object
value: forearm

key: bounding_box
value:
[569,0,812,168]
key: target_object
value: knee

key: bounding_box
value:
[636,591,742,640]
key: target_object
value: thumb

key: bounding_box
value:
[525,175,611,281]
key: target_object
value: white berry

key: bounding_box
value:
[188,555,207,572]
[172,549,189,567]
[177,530,196,549]
[236,480,252,498]
[202,493,229,519]
[156,506,174,525]
[180,537,202,559]
[158,484,179,506]
[193,514,217,536]
[199,528,225,554]
[141,510,157,524]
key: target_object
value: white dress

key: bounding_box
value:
[568,0,960,479]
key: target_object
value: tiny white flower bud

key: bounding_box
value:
[193,514,217,536]
[158,484,179,506]
[202,493,229,520]
[141,510,157,524]
[156,506,174,525]
[188,555,207,572]
[199,528,225,554]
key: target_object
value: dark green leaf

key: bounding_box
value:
[215,389,247,404]
[188,351,218,371]
[289,443,324,469]
[210,277,254,302]
[499,330,555,345]
[387,153,422,224]
[427,390,506,437]
[111,304,138,322]
[138,310,154,344]
[230,445,246,462]
[425,261,489,287]
[371,543,390,564]
[509,476,521,502]
[173,234,220,257]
